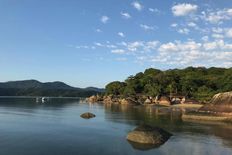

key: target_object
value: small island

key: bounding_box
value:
[87,67,232,122]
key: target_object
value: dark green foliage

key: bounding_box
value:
[0,80,103,97]
[105,81,126,95]
[105,67,232,101]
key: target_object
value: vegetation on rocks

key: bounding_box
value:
[105,67,232,102]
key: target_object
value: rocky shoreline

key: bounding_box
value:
[86,91,232,123]
[183,91,232,122]
[86,94,201,106]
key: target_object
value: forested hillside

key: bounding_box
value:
[105,67,232,101]
[0,80,103,97]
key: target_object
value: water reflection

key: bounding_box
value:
[104,104,232,149]
[127,140,161,151]
[0,98,231,155]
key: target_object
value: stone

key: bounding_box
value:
[199,91,232,113]
[127,124,172,147]
[80,112,96,119]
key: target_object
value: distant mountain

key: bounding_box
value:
[85,87,105,93]
[0,80,104,97]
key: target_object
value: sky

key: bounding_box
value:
[0,0,232,88]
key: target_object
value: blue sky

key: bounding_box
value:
[0,0,232,88]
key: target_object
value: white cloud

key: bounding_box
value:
[127,41,144,51]
[117,41,127,46]
[187,22,197,27]
[106,44,117,49]
[225,28,232,38]
[145,41,159,50]
[203,42,218,50]
[86,38,232,68]
[149,8,161,14]
[171,23,178,27]
[75,45,89,49]
[172,3,198,16]
[132,1,143,11]
[212,27,223,33]
[201,36,209,42]
[94,42,104,47]
[158,41,201,53]
[120,12,131,19]
[140,24,156,31]
[178,28,190,34]
[101,16,109,24]
[96,29,102,32]
[158,42,178,52]
[118,32,125,37]
[212,33,224,39]
[202,8,232,24]
[111,49,126,54]
[154,40,232,67]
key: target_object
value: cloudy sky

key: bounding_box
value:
[0,0,232,87]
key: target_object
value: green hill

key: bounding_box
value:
[105,67,232,101]
[0,80,104,97]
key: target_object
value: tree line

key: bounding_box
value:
[105,67,232,101]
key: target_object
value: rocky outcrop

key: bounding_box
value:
[144,98,152,104]
[86,95,103,103]
[80,112,96,119]
[103,95,117,104]
[209,92,232,105]
[127,124,172,148]
[199,91,232,114]
[102,95,140,105]
[158,96,171,106]
[119,97,139,105]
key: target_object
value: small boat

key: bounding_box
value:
[36,97,49,103]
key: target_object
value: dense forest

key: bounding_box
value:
[105,67,232,101]
[0,80,103,97]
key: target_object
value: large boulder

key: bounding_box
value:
[158,96,171,106]
[199,91,232,113]
[127,124,172,148]
[80,112,96,119]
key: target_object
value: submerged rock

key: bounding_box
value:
[127,124,172,149]
[80,112,96,119]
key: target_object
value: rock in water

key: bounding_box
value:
[127,124,172,149]
[80,112,96,119]
[199,91,232,113]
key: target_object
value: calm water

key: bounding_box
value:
[0,98,232,155]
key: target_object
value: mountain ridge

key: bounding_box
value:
[0,80,104,97]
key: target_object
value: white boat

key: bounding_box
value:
[36,97,49,103]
